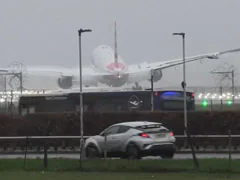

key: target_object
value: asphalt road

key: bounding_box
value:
[0,153,238,159]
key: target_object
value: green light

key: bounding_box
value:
[227,100,233,106]
[202,100,208,107]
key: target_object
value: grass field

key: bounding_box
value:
[0,158,240,179]
[0,158,239,173]
[1,171,240,180]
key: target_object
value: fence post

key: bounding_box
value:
[43,121,51,170]
[185,128,199,170]
[23,136,29,170]
[43,138,48,169]
[228,129,232,170]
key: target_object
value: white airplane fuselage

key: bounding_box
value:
[91,45,129,87]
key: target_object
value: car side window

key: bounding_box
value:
[103,125,120,135]
[117,125,130,134]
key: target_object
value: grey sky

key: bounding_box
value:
[1,0,240,88]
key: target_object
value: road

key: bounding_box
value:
[0,153,238,159]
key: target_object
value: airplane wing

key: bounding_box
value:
[125,48,240,84]
[0,69,10,73]
[0,65,110,77]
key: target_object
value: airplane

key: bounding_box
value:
[1,22,240,90]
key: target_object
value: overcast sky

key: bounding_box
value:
[1,0,240,88]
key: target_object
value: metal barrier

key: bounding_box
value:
[0,135,239,153]
[0,134,239,139]
[0,136,90,140]
[175,135,240,138]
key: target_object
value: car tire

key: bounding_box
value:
[126,144,140,159]
[160,152,174,159]
[85,145,100,159]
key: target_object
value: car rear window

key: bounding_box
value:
[136,124,161,129]
[135,124,169,133]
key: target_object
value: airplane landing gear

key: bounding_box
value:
[132,82,142,90]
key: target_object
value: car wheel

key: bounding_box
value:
[160,152,174,159]
[85,146,99,159]
[127,144,140,159]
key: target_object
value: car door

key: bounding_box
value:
[101,125,120,152]
[110,125,131,152]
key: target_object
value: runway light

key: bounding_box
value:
[198,94,202,99]
[227,100,233,106]
[202,100,208,107]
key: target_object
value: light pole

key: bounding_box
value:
[172,33,199,170]
[150,69,154,112]
[173,32,187,135]
[78,28,92,168]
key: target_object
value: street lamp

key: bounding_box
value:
[150,69,154,112]
[173,32,187,135]
[78,28,92,168]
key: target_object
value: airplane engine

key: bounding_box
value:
[57,76,73,89]
[148,69,163,82]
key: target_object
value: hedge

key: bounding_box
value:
[0,111,240,149]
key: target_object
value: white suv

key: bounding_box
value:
[84,121,176,159]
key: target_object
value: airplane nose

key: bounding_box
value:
[114,68,123,78]
[115,68,122,72]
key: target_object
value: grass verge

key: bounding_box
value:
[0,158,239,173]
[1,171,240,180]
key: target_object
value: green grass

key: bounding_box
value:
[0,158,239,173]
[1,171,240,180]
[1,158,240,179]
